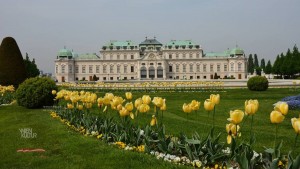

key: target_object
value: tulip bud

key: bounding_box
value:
[291,118,300,134]
[274,102,288,115]
[52,90,57,95]
[150,115,157,126]
[125,92,132,100]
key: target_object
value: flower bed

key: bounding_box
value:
[281,94,300,110]
[0,85,15,105]
[49,89,300,169]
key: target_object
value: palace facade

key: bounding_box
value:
[54,38,247,82]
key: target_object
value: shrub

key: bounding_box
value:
[0,37,27,87]
[247,76,268,91]
[16,77,57,108]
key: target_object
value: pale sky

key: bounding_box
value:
[0,0,299,73]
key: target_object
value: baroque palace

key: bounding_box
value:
[54,37,247,82]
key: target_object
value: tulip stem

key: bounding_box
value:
[236,124,238,143]
[212,106,215,128]
[274,124,278,148]
[161,110,164,124]
[250,115,254,136]
[294,134,299,149]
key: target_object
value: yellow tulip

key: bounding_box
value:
[67,103,74,109]
[152,97,164,107]
[142,95,151,105]
[52,90,57,95]
[125,102,134,112]
[274,102,289,115]
[204,99,215,111]
[103,97,111,105]
[117,104,123,111]
[125,92,132,100]
[111,96,124,107]
[291,118,300,134]
[270,110,285,124]
[160,99,167,111]
[85,102,93,109]
[228,110,244,124]
[150,115,157,126]
[77,104,84,110]
[210,94,220,105]
[119,107,129,117]
[190,100,200,111]
[97,97,104,105]
[245,99,259,115]
[139,104,150,113]
[134,98,143,109]
[105,93,114,100]
[226,123,240,144]
[182,103,192,113]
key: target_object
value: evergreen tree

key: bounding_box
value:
[272,55,281,75]
[260,58,266,71]
[247,54,254,74]
[24,53,40,78]
[0,37,27,87]
[265,60,272,74]
[254,54,259,68]
[292,45,300,74]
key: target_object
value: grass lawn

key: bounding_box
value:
[0,88,299,168]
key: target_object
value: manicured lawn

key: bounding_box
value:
[0,88,299,168]
[0,105,189,169]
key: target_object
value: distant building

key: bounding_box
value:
[54,37,247,82]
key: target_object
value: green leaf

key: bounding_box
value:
[186,139,200,145]
[264,148,274,154]
[236,151,249,169]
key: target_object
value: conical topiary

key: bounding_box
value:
[0,37,27,87]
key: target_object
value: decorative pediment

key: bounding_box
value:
[141,52,163,61]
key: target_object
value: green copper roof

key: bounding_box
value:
[57,48,72,58]
[205,47,244,57]
[104,40,137,47]
[75,53,100,60]
[230,47,244,55]
[139,38,162,46]
[166,40,196,46]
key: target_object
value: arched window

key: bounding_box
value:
[140,66,147,78]
[149,66,155,79]
[157,66,163,78]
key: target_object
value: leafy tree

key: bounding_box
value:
[247,54,254,74]
[24,53,40,78]
[0,37,27,87]
[265,60,272,74]
[260,58,266,71]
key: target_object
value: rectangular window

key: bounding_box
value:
[189,64,193,72]
[217,65,220,72]
[224,64,227,71]
[61,65,65,73]
[210,64,213,72]
[117,65,120,73]
[196,53,200,58]
[183,53,186,59]
[183,65,186,73]
[169,65,172,72]
[110,65,114,73]
[231,63,234,71]
[82,66,86,73]
[89,65,93,73]
[55,65,58,73]
[68,65,72,73]
[117,55,120,60]
[124,65,127,73]
[131,55,134,59]
[203,65,206,72]
[189,53,193,59]
[238,64,242,71]
[96,65,100,73]
[196,64,200,72]
[176,65,179,72]
[176,54,179,59]
[131,66,134,72]
[110,55,113,60]
[124,55,127,60]
[103,65,107,73]
[169,54,172,59]
[75,65,79,73]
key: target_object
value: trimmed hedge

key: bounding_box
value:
[247,76,269,91]
[16,77,57,108]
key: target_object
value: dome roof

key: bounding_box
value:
[57,48,73,58]
[230,47,244,55]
